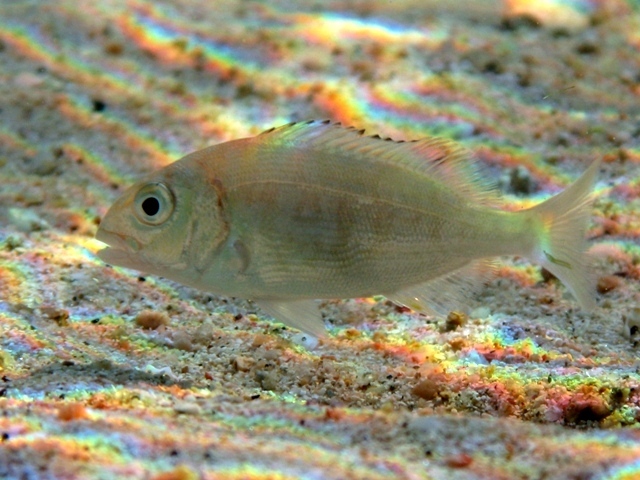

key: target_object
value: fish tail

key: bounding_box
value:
[527,159,600,310]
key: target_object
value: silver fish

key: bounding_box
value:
[96,121,599,337]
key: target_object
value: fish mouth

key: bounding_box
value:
[95,228,142,268]
[95,227,139,252]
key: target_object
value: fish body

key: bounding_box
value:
[96,121,599,337]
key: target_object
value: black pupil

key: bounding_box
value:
[141,196,160,217]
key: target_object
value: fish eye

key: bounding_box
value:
[133,183,175,225]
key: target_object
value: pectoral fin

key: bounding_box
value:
[255,299,327,338]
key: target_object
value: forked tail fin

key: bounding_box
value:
[527,159,600,310]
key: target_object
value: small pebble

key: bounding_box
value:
[58,402,88,421]
[251,333,271,348]
[444,311,467,331]
[444,453,474,468]
[173,401,201,415]
[173,332,195,351]
[597,275,623,294]
[41,306,70,326]
[255,371,278,391]
[233,356,255,372]
[135,310,170,330]
[151,465,197,480]
[412,378,440,401]
[623,307,640,339]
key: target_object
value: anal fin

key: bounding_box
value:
[255,299,327,338]
[385,259,495,316]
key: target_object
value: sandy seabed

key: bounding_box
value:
[1,0,640,478]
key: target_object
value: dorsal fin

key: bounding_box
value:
[258,120,498,206]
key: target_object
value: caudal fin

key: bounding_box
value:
[528,159,600,310]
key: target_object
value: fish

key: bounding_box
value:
[96,120,600,338]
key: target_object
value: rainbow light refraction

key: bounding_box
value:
[1,0,640,478]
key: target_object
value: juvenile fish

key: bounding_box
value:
[96,121,599,337]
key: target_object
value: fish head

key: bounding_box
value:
[95,162,228,279]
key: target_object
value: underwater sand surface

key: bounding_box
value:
[1,0,640,478]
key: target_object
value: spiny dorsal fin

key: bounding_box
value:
[258,120,498,206]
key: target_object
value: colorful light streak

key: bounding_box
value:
[0,0,639,477]
[291,12,439,45]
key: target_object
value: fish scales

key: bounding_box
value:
[182,128,525,297]
[96,121,600,337]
